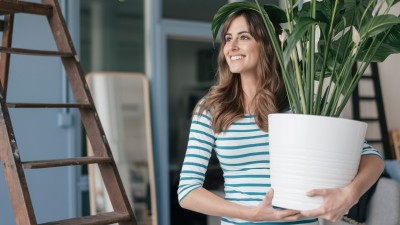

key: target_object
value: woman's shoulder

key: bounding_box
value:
[193,96,215,118]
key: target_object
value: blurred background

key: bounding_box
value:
[0,0,399,225]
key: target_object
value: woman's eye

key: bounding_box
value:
[240,35,250,40]
[225,37,232,42]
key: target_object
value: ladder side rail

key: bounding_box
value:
[65,57,137,225]
[43,1,137,224]
[352,65,361,120]
[0,20,5,31]
[0,14,14,99]
[370,63,392,159]
[0,85,37,225]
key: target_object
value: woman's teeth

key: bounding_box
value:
[231,55,244,60]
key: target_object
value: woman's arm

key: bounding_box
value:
[301,154,384,221]
[346,154,384,201]
[181,187,301,222]
[179,102,300,222]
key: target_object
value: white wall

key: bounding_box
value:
[379,54,400,131]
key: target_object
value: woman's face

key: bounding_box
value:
[223,15,261,76]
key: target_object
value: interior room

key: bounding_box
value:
[0,0,399,225]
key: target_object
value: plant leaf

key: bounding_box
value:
[211,2,259,45]
[317,0,344,25]
[342,0,372,29]
[314,52,340,80]
[337,71,354,96]
[283,17,318,66]
[358,24,400,62]
[383,23,400,47]
[360,14,400,38]
[263,4,287,23]
[294,1,334,24]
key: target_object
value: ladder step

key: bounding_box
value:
[38,212,131,225]
[7,103,91,109]
[366,139,383,144]
[361,76,373,79]
[0,1,53,16]
[359,96,376,101]
[0,47,74,57]
[360,118,379,122]
[22,157,112,169]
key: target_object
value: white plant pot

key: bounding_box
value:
[268,114,367,211]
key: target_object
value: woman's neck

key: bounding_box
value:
[240,73,258,114]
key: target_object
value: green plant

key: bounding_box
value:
[212,0,400,116]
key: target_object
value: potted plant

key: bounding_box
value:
[212,0,400,210]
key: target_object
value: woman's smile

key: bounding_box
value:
[230,55,245,61]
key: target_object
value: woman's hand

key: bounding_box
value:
[301,187,358,222]
[248,188,301,222]
[301,155,384,222]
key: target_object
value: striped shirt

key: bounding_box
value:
[178,109,382,225]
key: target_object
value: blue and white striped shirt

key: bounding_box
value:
[178,108,382,225]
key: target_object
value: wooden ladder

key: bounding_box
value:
[352,63,392,159]
[0,1,138,225]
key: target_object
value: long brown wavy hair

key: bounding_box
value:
[198,9,288,133]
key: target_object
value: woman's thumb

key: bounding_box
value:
[264,188,274,203]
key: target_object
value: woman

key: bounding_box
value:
[177,9,384,225]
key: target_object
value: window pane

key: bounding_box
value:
[168,39,218,165]
[167,38,222,225]
[80,0,144,73]
[163,0,227,22]
[163,0,280,22]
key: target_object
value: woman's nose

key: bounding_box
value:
[230,39,239,50]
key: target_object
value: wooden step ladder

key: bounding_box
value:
[352,62,392,159]
[0,1,138,225]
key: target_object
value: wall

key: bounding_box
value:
[379,54,400,131]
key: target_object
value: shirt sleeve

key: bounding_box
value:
[361,141,384,159]
[177,106,216,203]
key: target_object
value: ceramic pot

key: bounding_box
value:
[268,114,367,210]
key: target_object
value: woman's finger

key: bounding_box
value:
[280,212,302,221]
[276,209,301,219]
[307,189,327,197]
[262,188,274,204]
[301,208,325,218]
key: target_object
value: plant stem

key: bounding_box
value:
[321,19,346,115]
[323,15,355,116]
[307,0,317,114]
[285,0,307,113]
[327,44,356,116]
[254,0,301,112]
[360,0,378,25]
[315,0,339,115]
[284,0,294,33]
[292,50,307,113]
[334,30,389,116]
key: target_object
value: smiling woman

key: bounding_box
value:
[176,9,316,225]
